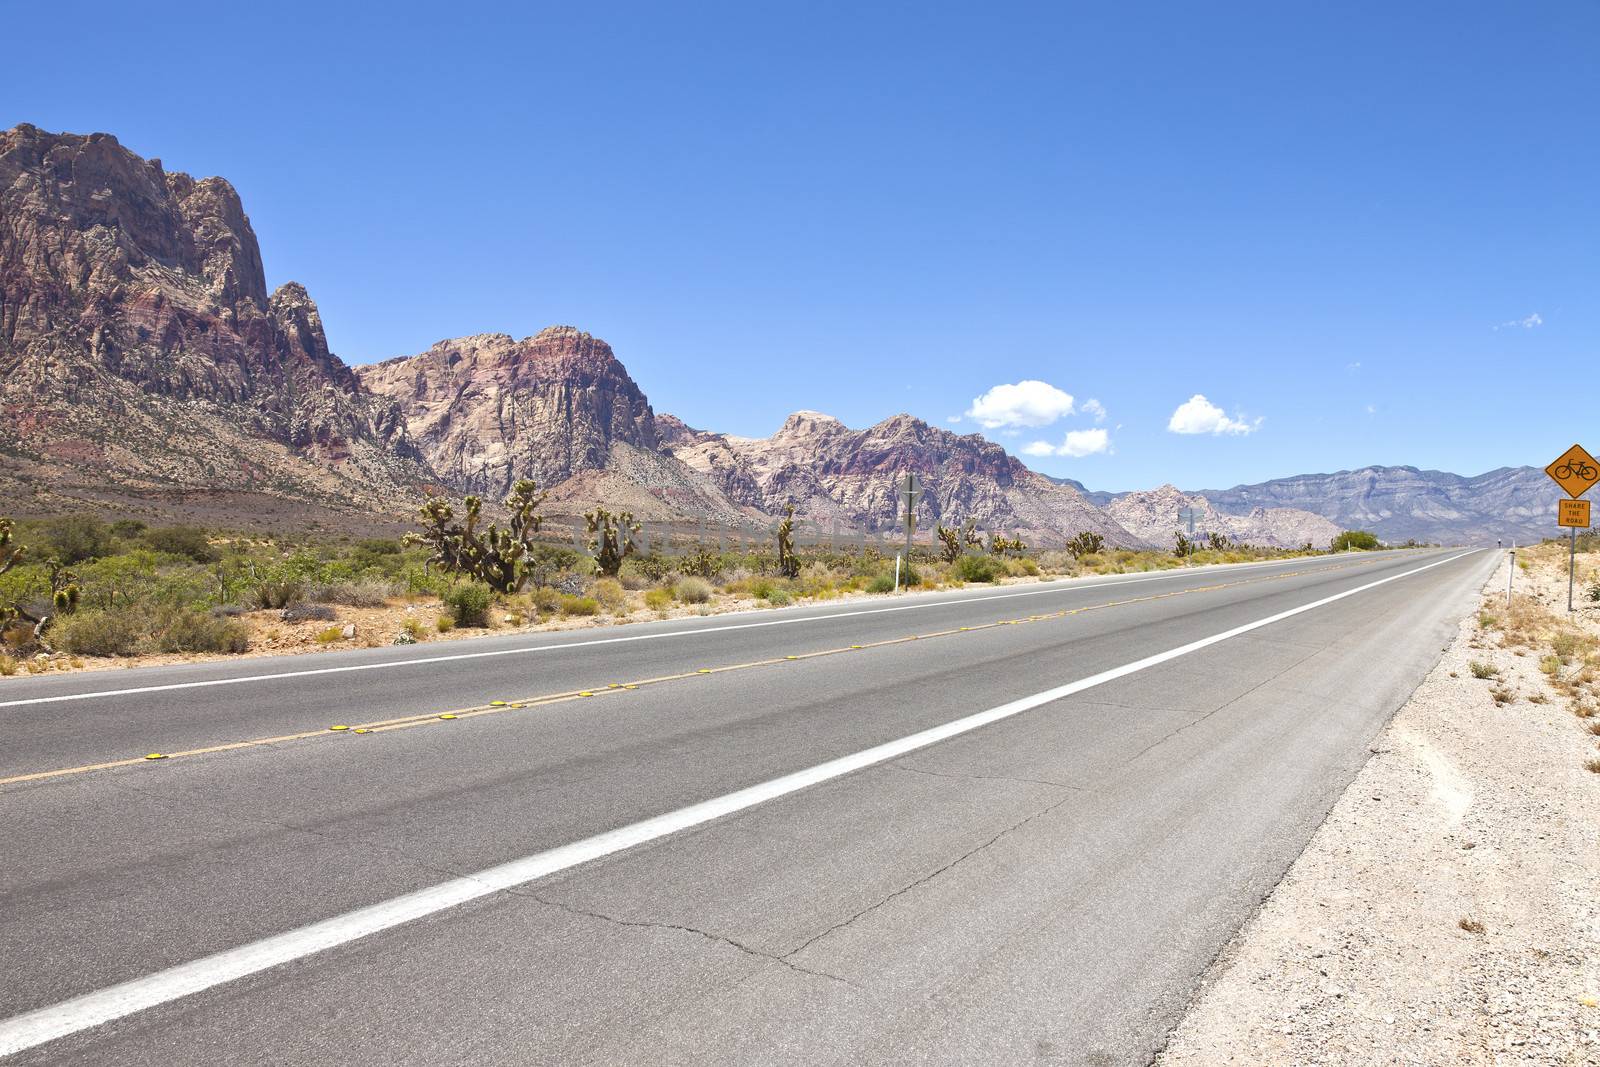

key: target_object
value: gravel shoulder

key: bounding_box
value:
[1158,547,1600,1065]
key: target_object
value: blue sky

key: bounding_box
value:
[5,2,1594,491]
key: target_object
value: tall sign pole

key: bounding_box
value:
[900,472,922,560]
[1546,444,1598,613]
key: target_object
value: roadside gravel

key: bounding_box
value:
[1158,551,1600,1065]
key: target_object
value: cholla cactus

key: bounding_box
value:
[47,560,80,614]
[776,504,800,578]
[586,508,641,577]
[406,479,548,594]
[963,521,983,550]
[935,523,963,563]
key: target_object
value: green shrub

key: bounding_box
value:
[435,615,455,633]
[532,586,562,612]
[592,577,628,614]
[251,575,304,610]
[954,553,1002,583]
[403,616,426,640]
[1330,530,1381,551]
[766,589,793,606]
[40,515,114,564]
[644,587,673,612]
[305,580,395,608]
[156,610,249,653]
[143,526,219,563]
[56,610,144,656]
[0,654,16,676]
[559,594,600,617]
[444,583,493,628]
[673,577,713,604]
[866,574,896,593]
[1468,661,1497,679]
[315,625,345,644]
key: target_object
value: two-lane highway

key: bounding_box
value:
[0,548,1493,1064]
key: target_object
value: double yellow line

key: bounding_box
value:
[0,557,1383,788]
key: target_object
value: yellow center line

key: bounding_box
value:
[0,556,1389,787]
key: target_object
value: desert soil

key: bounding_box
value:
[1158,547,1600,1065]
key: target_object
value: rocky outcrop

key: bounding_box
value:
[358,329,751,524]
[666,410,1144,547]
[1193,466,1561,545]
[0,123,428,511]
[1107,484,1342,550]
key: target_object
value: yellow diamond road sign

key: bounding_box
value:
[1546,443,1599,499]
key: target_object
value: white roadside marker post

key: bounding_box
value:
[1507,541,1514,610]
[894,553,902,594]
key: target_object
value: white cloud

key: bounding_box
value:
[1060,428,1110,456]
[946,415,963,424]
[1365,403,1377,416]
[965,380,1076,429]
[1345,361,1361,372]
[1022,427,1110,458]
[1494,312,1543,331]
[1081,398,1107,423]
[1167,394,1261,436]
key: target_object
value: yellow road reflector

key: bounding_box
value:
[785,655,798,660]
[623,685,638,690]
[579,691,594,697]
[697,669,712,674]
[144,753,166,760]
[330,725,350,732]
[850,644,863,649]
[607,683,621,689]
[489,700,508,707]
[353,728,371,734]
[438,713,458,720]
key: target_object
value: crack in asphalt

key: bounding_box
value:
[519,888,859,989]
[779,788,1086,965]
[1120,643,1331,768]
[890,761,1088,792]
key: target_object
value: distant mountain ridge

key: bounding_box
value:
[1190,466,1560,545]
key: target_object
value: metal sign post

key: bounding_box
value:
[1546,445,1597,615]
[1557,498,1591,613]
[899,473,922,561]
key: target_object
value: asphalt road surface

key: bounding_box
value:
[0,548,1494,1065]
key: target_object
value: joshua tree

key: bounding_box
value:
[935,523,964,563]
[1174,531,1194,558]
[0,519,76,641]
[963,521,984,551]
[776,504,800,579]
[0,518,24,632]
[406,479,548,594]
[1206,531,1229,551]
[1066,531,1105,559]
[586,508,641,577]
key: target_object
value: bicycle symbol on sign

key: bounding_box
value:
[1555,460,1598,482]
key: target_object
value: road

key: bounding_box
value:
[0,548,1494,1065]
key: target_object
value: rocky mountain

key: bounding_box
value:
[1106,484,1342,550]
[664,410,1143,547]
[356,328,751,525]
[0,123,428,516]
[1192,466,1562,545]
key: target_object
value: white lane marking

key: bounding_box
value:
[0,553,1399,710]
[0,551,1474,1059]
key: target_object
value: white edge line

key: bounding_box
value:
[0,552,1413,710]
[0,550,1475,1058]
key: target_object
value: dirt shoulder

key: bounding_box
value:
[1157,547,1600,1065]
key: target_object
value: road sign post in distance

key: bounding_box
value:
[1546,443,1599,499]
